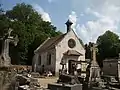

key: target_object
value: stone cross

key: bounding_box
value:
[90,43,98,62]
[89,43,101,83]
[0,28,19,67]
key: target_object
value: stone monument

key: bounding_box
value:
[88,43,101,85]
[0,28,19,67]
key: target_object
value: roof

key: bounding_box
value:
[34,33,66,53]
[63,50,83,56]
[34,29,85,53]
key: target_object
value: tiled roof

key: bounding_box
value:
[35,33,66,53]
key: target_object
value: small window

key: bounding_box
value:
[47,54,51,65]
[38,55,41,65]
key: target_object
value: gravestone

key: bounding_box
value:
[57,74,80,85]
[0,28,19,67]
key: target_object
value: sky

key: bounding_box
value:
[1,0,120,44]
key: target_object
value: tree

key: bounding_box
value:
[96,30,120,67]
[0,3,62,65]
[85,43,91,59]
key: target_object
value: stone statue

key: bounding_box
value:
[0,28,19,67]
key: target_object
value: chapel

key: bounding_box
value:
[32,20,86,76]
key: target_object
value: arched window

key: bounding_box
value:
[47,54,51,65]
[38,55,41,65]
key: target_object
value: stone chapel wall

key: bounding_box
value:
[37,48,56,74]
[55,30,85,75]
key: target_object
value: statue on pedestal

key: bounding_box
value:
[0,28,19,67]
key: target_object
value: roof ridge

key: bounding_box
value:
[35,33,66,53]
[34,37,50,53]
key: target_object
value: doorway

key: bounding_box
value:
[68,60,76,74]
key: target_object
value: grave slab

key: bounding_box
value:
[48,83,82,90]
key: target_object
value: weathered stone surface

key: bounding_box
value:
[48,83,82,90]
[16,74,31,85]
[58,74,80,85]
[15,74,41,90]
[31,72,41,78]
[0,70,17,90]
[29,77,40,87]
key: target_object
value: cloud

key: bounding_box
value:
[48,0,52,3]
[80,13,84,16]
[32,4,51,22]
[74,0,120,44]
[68,11,77,31]
[48,0,57,3]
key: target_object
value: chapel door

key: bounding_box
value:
[68,60,75,75]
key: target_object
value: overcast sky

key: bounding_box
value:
[1,0,120,44]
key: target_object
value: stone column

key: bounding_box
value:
[90,43,97,62]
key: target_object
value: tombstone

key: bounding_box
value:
[0,28,19,67]
[49,59,82,90]
[88,43,101,85]
[49,61,82,90]
[58,58,80,85]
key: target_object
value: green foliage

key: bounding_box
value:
[96,30,120,67]
[0,3,62,65]
[85,43,91,59]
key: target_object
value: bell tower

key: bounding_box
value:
[65,19,73,33]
